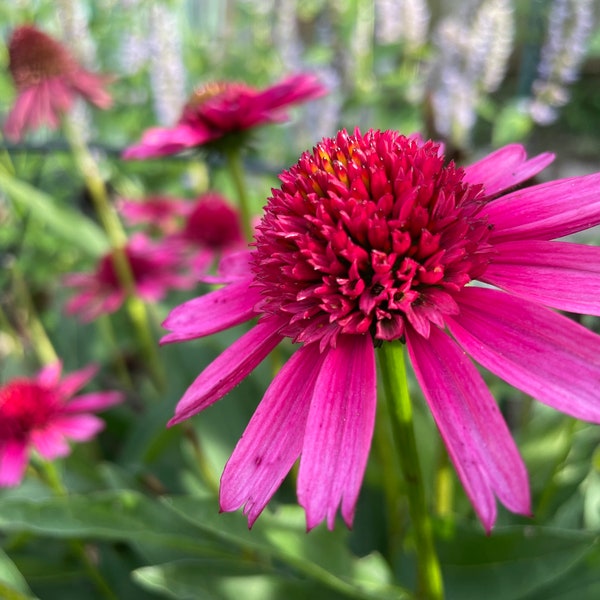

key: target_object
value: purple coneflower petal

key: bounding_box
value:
[55,364,98,397]
[463,144,555,199]
[169,316,286,425]
[297,334,377,530]
[30,427,70,460]
[448,287,600,422]
[406,326,531,532]
[161,279,260,344]
[484,173,600,242]
[220,343,325,526]
[64,391,125,413]
[482,240,600,315]
[36,362,62,388]
[0,441,28,487]
[52,414,105,441]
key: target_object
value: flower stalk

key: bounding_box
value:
[224,149,254,242]
[62,115,165,391]
[379,341,444,600]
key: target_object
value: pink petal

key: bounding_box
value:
[200,251,253,284]
[463,145,554,198]
[406,326,531,532]
[161,279,260,344]
[169,316,286,425]
[297,334,377,530]
[482,240,600,315]
[122,124,211,159]
[56,364,98,398]
[0,440,28,487]
[64,391,124,413]
[36,362,63,388]
[30,426,70,460]
[220,343,325,526]
[447,287,600,421]
[482,173,600,242]
[52,414,105,442]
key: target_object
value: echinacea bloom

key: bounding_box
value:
[162,128,600,532]
[117,195,193,235]
[122,73,327,159]
[4,25,112,141]
[65,233,194,322]
[171,192,245,275]
[0,362,123,487]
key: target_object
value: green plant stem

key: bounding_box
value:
[10,264,58,365]
[36,460,118,600]
[224,149,253,242]
[379,341,444,600]
[62,116,165,391]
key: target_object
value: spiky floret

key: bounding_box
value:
[254,129,493,347]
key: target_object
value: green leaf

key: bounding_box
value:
[0,549,38,600]
[163,497,405,600]
[439,525,598,600]
[132,558,340,600]
[0,166,108,257]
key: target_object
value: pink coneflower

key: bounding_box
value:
[0,362,123,487]
[172,192,245,275]
[122,73,327,159]
[117,195,193,235]
[162,129,600,532]
[65,233,194,322]
[4,25,112,141]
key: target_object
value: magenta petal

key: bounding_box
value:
[122,124,212,159]
[169,317,286,425]
[448,287,600,421]
[483,173,600,242]
[463,145,554,199]
[64,391,124,413]
[406,326,530,531]
[220,343,325,526]
[482,240,600,315]
[0,440,28,487]
[161,278,259,344]
[30,426,70,460]
[36,362,62,388]
[56,363,98,398]
[53,414,105,442]
[297,334,377,530]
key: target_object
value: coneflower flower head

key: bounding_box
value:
[123,73,327,159]
[5,25,112,141]
[163,127,600,532]
[0,362,123,487]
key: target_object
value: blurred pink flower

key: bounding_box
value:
[0,362,123,487]
[65,233,194,322]
[4,25,112,141]
[117,195,192,235]
[123,73,327,159]
[162,129,600,532]
[171,192,245,275]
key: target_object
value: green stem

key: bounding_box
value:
[62,116,165,391]
[379,342,444,600]
[224,149,253,242]
[36,460,118,600]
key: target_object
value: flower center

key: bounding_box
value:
[253,129,492,346]
[9,26,76,90]
[0,380,59,440]
[186,81,255,110]
[182,196,242,248]
[98,249,157,289]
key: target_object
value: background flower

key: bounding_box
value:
[0,362,123,487]
[64,233,195,322]
[122,73,327,159]
[4,24,112,141]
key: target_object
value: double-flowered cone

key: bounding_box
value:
[163,128,600,532]
[0,362,123,486]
